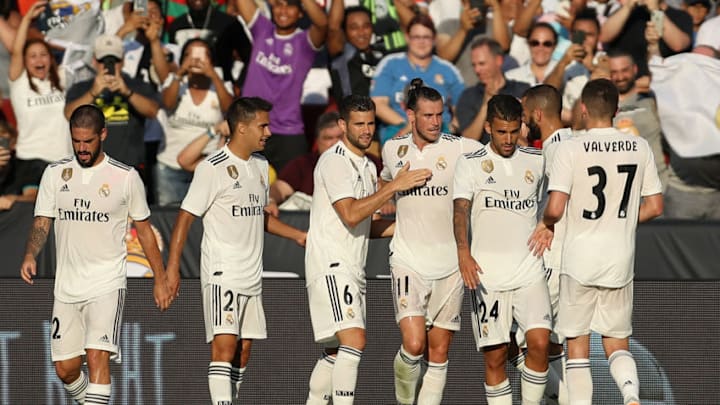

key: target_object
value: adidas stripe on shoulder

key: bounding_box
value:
[440,133,460,142]
[333,144,346,156]
[464,148,488,159]
[519,146,542,155]
[107,158,131,171]
[208,150,229,166]
[49,157,73,167]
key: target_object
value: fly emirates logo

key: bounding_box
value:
[484,189,536,211]
[57,198,110,222]
[231,194,265,217]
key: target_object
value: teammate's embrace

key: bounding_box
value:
[20,104,174,405]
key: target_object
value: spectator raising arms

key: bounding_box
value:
[155,38,233,207]
[236,0,328,172]
[371,14,464,144]
[9,1,70,200]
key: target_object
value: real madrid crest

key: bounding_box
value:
[98,183,111,198]
[481,159,494,173]
[225,313,234,325]
[524,170,535,184]
[436,156,448,170]
[347,308,355,319]
[61,168,73,181]
[397,144,408,158]
[400,297,408,309]
[227,164,239,179]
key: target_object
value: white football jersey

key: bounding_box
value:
[541,128,573,270]
[548,128,663,288]
[181,146,269,296]
[34,155,150,303]
[305,141,378,285]
[381,133,480,280]
[454,146,546,291]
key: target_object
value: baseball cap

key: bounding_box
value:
[684,0,711,7]
[94,34,124,60]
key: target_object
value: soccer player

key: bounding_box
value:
[521,84,573,404]
[381,78,479,405]
[531,79,663,405]
[305,94,431,405]
[165,97,307,405]
[20,104,174,405]
[453,95,551,405]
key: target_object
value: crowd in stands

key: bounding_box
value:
[0,0,717,218]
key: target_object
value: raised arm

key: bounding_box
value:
[9,1,45,81]
[236,0,259,25]
[303,0,328,48]
[436,1,481,62]
[513,0,541,38]
[599,0,636,43]
[327,0,345,57]
[20,216,53,285]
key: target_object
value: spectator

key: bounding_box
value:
[456,37,530,141]
[600,0,692,84]
[0,7,22,102]
[155,38,233,207]
[236,0,328,172]
[681,0,711,43]
[168,0,252,88]
[505,22,559,86]
[371,14,464,144]
[356,0,412,53]
[608,50,668,186]
[64,34,159,170]
[9,1,70,197]
[176,121,230,172]
[0,121,36,210]
[327,3,384,101]
[647,32,720,219]
[426,0,509,85]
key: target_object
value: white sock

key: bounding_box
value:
[208,361,232,405]
[332,345,362,405]
[84,383,111,405]
[417,360,447,405]
[394,346,422,405]
[307,353,335,405]
[608,350,640,405]
[566,358,592,405]
[64,371,88,404]
[521,367,548,405]
[485,379,512,405]
[510,349,526,372]
[546,353,569,405]
[231,366,245,399]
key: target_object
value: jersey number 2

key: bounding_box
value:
[583,164,637,220]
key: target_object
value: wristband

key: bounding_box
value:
[207,126,217,139]
[125,89,134,99]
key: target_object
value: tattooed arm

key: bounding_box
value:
[20,216,52,285]
[453,198,481,289]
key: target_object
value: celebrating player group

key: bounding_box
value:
[21,77,662,405]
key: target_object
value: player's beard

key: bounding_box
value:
[75,148,101,168]
[526,120,542,144]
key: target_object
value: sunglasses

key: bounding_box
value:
[529,40,555,48]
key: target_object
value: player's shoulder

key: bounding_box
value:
[251,152,268,165]
[518,146,543,157]
[106,157,132,172]
[384,133,411,148]
[317,142,349,167]
[439,132,462,143]
[205,148,231,167]
[48,156,73,169]
[461,146,488,161]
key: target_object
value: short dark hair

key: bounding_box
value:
[69,104,105,134]
[470,36,504,57]
[572,8,600,33]
[523,84,562,117]
[342,6,372,31]
[581,79,619,120]
[316,111,341,135]
[226,97,273,134]
[406,13,436,36]
[528,22,558,45]
[405,78,443,111]
[179,38,214,65]
[606,49,636,64]
[487,95,523,123]
[339,95,375,122]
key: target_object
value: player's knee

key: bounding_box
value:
[484,348,507,372]
[427,340,450,362]
[54,361,80,383]
[85,350,110,372]
[526,332,550,358]
[402,338,425,356]
[211,336,239,362]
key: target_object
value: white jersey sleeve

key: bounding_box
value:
[319,153,360,204]
[641,148,663,197]
[34,162,61,218]
[453,149,486,201]
[547,141,573,195]
[127,169,151,221]
[181,160,219,217]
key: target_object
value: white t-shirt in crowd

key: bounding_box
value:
[305,140,377,286]
[454,146,546,291]
[548,128,662,288]
[181,146,269,296]
[34,154,150,303]
[381,132,479,280]
[10,70,71,161]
